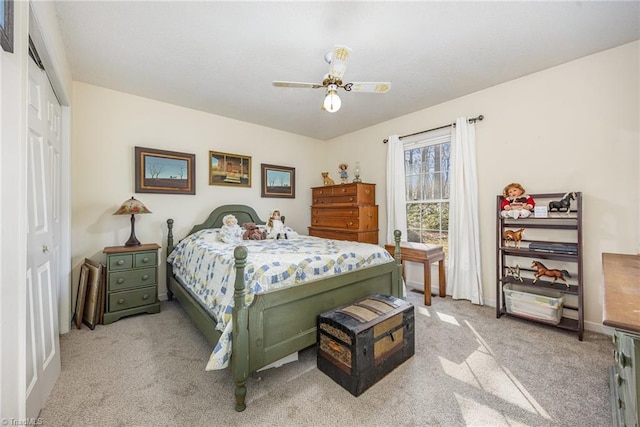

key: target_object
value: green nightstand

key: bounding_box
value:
[102,243,161,324]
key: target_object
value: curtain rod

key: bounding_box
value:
[382,114,484,143]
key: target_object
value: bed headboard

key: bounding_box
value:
[187,204,266,236]
[167,204,266,255]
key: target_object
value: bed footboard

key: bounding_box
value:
[165,217,403,412]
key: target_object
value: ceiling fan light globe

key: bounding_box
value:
[323,91,341,113]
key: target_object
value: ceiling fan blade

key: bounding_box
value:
[272,81,322,89]
[328,45,352,80]
[347,82,391,93]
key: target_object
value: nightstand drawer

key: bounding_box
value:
[108,286,157,312]
[109,267,157,291]
[134,251,157,268]
[108,253,133,270]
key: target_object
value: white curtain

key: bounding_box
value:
[447,118,483,304]
[385,135,407,243]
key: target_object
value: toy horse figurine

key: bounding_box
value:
[548,192,577,213]
[504,228,525,248]
[531,261,570,287]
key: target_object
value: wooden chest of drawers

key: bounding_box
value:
[603,253,640,426]
[309,183,379,244]
[103,243,161,325]
[611,330,640,426]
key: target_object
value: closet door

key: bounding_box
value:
[25,53,62,419]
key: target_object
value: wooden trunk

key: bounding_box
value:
[317,294,415,396]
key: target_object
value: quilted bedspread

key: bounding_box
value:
[167,229,393,370]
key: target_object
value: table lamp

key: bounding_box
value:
[113,197,151,246]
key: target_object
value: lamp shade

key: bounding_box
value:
[113,197,152,215]
[114,197,151,246]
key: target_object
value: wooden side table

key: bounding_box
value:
[103,243,161,324]
[385,242,446,306]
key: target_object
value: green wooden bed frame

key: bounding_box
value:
[165,204,403,411]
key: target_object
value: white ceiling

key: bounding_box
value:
[54,1,640,141]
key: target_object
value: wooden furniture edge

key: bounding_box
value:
[602,252,640,334]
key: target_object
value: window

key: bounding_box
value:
[403,129,451,254]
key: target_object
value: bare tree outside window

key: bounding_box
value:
[404,138,450,256]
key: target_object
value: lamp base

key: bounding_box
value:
[124,214,141,246]
[124,237,141,247]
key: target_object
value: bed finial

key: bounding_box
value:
[393,230,402,264]
[167,218,174,253]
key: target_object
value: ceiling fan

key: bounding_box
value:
[272,45,391,113]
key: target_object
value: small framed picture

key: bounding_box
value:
[0,0,14,53]
[135,146,196,195]
[74,264,90,330]
[209,150,251,187]
[82,259,103,330]
[261,164,295,198]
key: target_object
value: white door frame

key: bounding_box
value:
[0,1,72,420]
[29,1,73,334]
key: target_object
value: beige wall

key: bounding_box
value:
[325,41,640,332]
[71,83,326,299]
[72,41,638,332]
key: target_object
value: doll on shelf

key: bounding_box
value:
[266,209,287,239]
[339,163,348,184]
[501,182,535,219]
[220,214,243,243]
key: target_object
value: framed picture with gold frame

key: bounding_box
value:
[82,258,103,330]
[209,150,251,187]
[74,264,89,330]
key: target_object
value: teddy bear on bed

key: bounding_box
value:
[220,214,243,244]
[242,222,266,240]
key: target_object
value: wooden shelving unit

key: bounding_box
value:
[495,192,583,340]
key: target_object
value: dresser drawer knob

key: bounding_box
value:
[117,298,125,305]
[349,197,354,202]
[117,278,125,284]
[142,257,150,263]
[117,259,125,265]
[614,350,631,368]
[341,188,347,193]
[348,222,354,226]
[142,274,150,280]
[142,294,150,300]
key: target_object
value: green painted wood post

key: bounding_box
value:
[393,230,403,296]
[166,219,174,300]
[232,245,249,412]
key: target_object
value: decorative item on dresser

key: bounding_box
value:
[309,182,379,244]
[102,243,161,324]
[602,253,640,427]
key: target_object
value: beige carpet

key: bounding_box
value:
[40,291,613,426]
